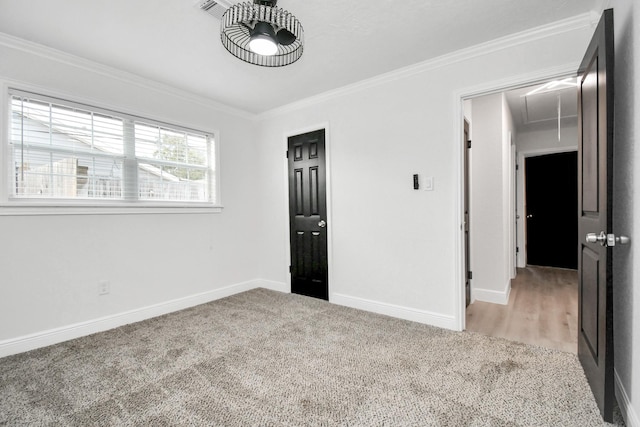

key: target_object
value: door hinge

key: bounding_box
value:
[516,247,519,253]
[467,140,471,149]
[289,265,292,273]
[468,271,473,280]
[516,164,519,170]
[286,150,289,158]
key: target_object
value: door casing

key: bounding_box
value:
[463,120,471,306]
[454,68,577,330]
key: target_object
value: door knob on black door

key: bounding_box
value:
[586,231,607,245]
[318,220,326,228]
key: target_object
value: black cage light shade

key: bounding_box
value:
[221,0,304,67]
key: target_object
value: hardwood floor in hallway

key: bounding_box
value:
[465,266,578,353]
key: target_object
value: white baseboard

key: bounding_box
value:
[331,292,457,330]
[256,279,289,293]
[473,281,511,305]
[0,279,277,358]
[615,369,639,427]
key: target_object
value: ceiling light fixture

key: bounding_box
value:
[249,21,278,56]
[524,78,577,97]
[220,0,304,67]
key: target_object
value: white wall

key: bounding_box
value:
[465,92,516,305]
[611,1,640,425]
[0,38,265,353]
[255,19,596,330]
[463,99,473,126]
[515,118,578,268]
[517,117,579,152]
[469,93,511,304]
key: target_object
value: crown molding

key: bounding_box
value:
[0,10,596,122]
[258,12,594,120]
[0,32,254,120]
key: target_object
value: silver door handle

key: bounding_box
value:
[607,233,630,246]
[318,220,327,228]
[586,232,607,245]
[586,231,630,246]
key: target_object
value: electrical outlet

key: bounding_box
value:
[98,280,110,295]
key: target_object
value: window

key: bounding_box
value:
[7,89,218,209]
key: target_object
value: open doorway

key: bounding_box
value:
[525,151,578,269]
[463,77,579,353]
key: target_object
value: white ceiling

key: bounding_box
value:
[504,82,578,131]
[0,0,604,114]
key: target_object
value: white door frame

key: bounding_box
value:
[453,65,577,331]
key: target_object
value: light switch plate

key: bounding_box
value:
[424,176,434,191]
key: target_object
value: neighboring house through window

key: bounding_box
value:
[7,89,218,208]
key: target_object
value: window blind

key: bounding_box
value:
[8,89,216,205]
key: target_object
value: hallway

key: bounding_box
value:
[465,266,578,353]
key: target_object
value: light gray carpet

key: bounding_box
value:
[0,288,625,426]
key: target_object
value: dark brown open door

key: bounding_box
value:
[577,9,615,422]
[288,129,328,300]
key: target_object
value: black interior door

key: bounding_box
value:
[288,129,328,300]
[525,151,578,269]
[577,9,615,422]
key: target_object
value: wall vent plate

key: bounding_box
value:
[198,0,235,20]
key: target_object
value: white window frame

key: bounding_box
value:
[0,85,222,215]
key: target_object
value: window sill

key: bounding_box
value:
[0,202,224,216]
